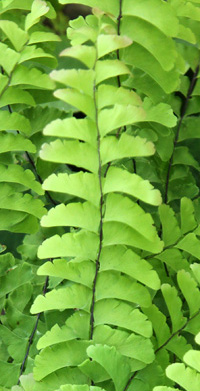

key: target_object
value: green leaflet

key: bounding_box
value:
[0,111,31,134]
[100,246,160,290]
[176,233,200,259]
[161,284,186,333]
[122,0,179,37]
[25,0,50,31]
[0,262,33,298]
[0,20,28,51]
[58,0,119,17]
[96,271,151,307]
[51,69,95,96]
[38,259,95,288]
[11,65,55,90]
[0,133,35,153]
[28,31,61,44]
[31,284,92,313]
[180,198,197,234]
[121,16,177,71]
[0,184,45,218]
[177,270,200,316]
[104,166,162,206]
[0,43,20,74]
[100,134,155,164]
[93,325,155,363]
[0,164,43,195]
[41,201,100,233]
[43,117,97,146]
[95,60,131,84]
[94,299,152,337]
[166,363,200,391]
[97,85,142,109]
[0,88,35,107]
[159,204,181,246]
[37,231,99,260]
[42,172,101,207]
[87,344,131,391]
[61,45,96,68]
[33,340,91,380]
[40,139,98,173]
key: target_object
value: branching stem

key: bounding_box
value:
[164,64,199,203]
[17,276,49,384]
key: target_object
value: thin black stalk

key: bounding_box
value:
[123,308,200,391]
[164,64,199,203]
[17,276,49,384]
[89,70,104,340]
[117,0,123,87]
[155,308,200,354]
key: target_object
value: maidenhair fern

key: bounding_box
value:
[1,1,200,391]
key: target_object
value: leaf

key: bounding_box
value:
[97,35,132,58]
[173,147,200,170]
[11,65,55,90]
[104,193,161,243]
[25,0,50,31]
[28,31,61,44]
[122,0,179,37]
[93,325,154,363]
[176,233,200,260]
[104,166,162,206]
[103,221,163,253]
[100,246,160,290]
[87,344,131,391]
[96,271,151,307]
[0,133,35,153]
[37,312,89,349]
[0,20,28,51]
[0,87,35,107]
[96,60,131,84]
[0,164,43,195]
[50,69,95,96]
[161,284,186,333]
[159,204,181,246]
[38,259,95,288]
[0,262,33,298]
[40,139,98,173]
[97,84,142,109]
[123,43,180,93]
[121,16,177,71]
[181,198,197,235]
[184,350,200,373]
[143,305,170,346]
[0,42,20,74]
[42,172,100,207]
[0,184,45,218]
[43,117,97,146]
[100,134,155,165]
[19,45,57,68]
[54,88,95,119]
[61,45,96,68]
[41,202,100,233]
[177,270,200,316]
[94,299,152,337]
[166,363,200,391]
[0,111,31,134]
[31,284,92,313]
[37,231,99,260]
[33,340,90,381]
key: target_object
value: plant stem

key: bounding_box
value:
[17,276,49,384]
[123,308,200,391]
[164,64,199,203]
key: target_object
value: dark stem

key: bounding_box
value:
[117,0,123,87]
[17,276,49,384]
[164,64,199,203]
[155,308,200,354]
[89,68,104,340]
[123,308,200,391]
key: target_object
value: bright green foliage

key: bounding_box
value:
[1,1,200,391]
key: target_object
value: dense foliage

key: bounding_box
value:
[1,0,200,390]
